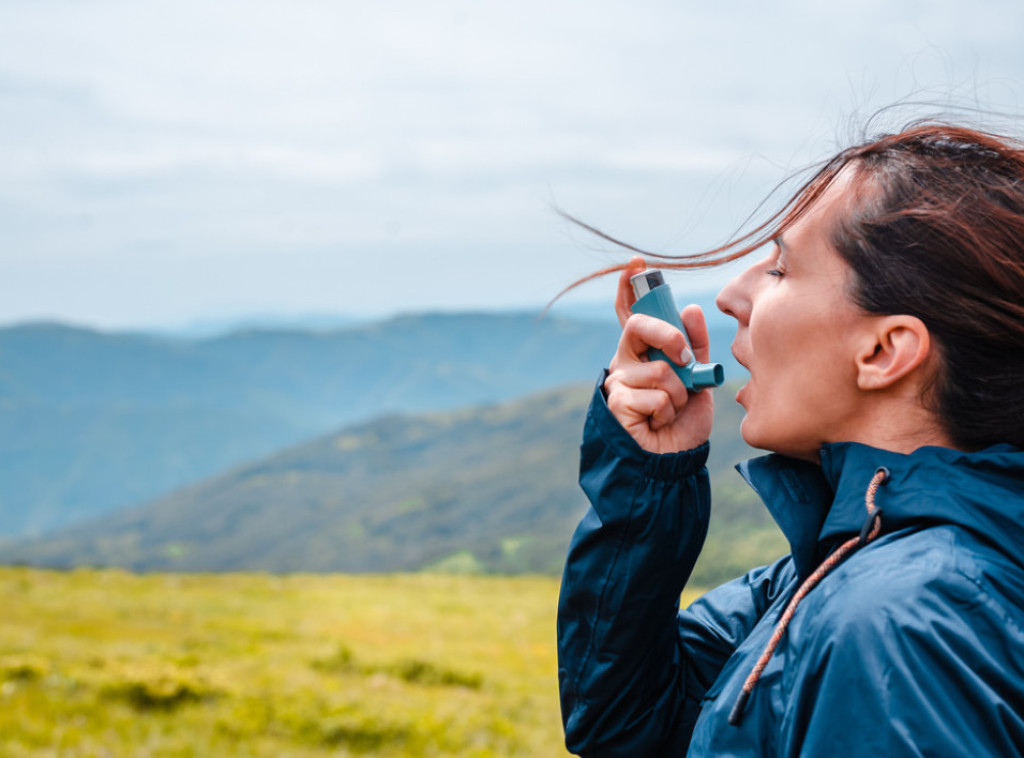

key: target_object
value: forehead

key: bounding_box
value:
[779,166,861,253]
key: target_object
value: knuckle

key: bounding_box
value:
[604,368,626,389]
[652,397,675,425]
[649,359,675,383]
[622,313,647,337]
[605,388,628,413]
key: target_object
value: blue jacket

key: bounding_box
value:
[558,380,1024,756]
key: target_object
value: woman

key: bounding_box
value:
[557,123,1024,756]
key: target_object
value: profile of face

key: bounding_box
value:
[715,169,884,460]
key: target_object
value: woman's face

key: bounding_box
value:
[715,170,877,460]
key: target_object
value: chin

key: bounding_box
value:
[740,419,819,461]
[738,417,769,452]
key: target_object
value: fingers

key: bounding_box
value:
[614,261,709,366]
[605,384,679,431]
[680,304,711,364]
[607,311,692,428]
[606,279,714,438]
[614,256,647,327]
[613,312,692,370]
[605,357,690,418]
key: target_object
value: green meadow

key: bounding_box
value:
[0,568,706,756]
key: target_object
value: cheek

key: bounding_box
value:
[740,317,854,454]
[751,297,851,384]
[744,356,860,456]
[746,312,796,382]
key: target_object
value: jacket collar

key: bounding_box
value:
[737,441,1024,580]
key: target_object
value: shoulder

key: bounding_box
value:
[790,524,1024,680]
[776,525,1024,755]
[804,526,1020,627]
[814,526,971,615]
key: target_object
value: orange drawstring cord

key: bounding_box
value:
[728,466,890,727]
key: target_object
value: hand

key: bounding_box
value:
[604,257,715,454]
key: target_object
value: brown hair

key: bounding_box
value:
[562,122,1024,450]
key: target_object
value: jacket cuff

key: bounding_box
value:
[587,370,709,481]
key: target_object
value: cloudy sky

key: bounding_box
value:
[2,0,1023,329]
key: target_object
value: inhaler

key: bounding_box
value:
[630,269,724,391]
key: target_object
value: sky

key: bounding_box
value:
[2,0,1024,330]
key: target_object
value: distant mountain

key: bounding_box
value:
[155,312,370,339]
[0,383,785,587]
[550,290,725,326]
[0,310,741,538]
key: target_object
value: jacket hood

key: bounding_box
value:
[737,442,1024,579]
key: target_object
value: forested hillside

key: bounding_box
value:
[0,309,739,538]
[1,382,785,587]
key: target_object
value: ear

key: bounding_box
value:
[855,315,933,391]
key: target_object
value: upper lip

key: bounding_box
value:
[731,345,748,370]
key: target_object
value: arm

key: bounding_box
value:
[558,380,790,755]
[557,378,711,756]
[558,259,758,755]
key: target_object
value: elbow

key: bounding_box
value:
[559,673,676,758]
[560,706,618,758]
[559,669,607,756]
[561,710,669,758]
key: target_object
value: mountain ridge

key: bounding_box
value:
[0,310,741,538]
[0,381,786,587]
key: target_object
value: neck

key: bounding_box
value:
[833,394,957,458]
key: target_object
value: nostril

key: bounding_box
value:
[714,291,734,318]
[715,279,746,322]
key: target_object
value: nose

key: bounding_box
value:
[716,264,753,325]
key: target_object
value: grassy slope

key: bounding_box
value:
[5,567,714,757]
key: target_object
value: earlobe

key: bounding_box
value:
[856,316,932,391]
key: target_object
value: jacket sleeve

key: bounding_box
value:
[557,376,776,756]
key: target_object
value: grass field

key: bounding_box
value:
[0,568,704,756]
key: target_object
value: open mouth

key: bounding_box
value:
[731,348,750,404]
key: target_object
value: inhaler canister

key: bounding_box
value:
[630,269,725,391]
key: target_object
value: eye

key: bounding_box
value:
[766,268,785,278]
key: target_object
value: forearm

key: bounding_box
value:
[557,379,711,755]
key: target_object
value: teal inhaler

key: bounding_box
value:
[630,269,725,391]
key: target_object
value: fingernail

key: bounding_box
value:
[680,347,693,365]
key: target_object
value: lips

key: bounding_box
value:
[731,344,749,371]
[730,345,751,405]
